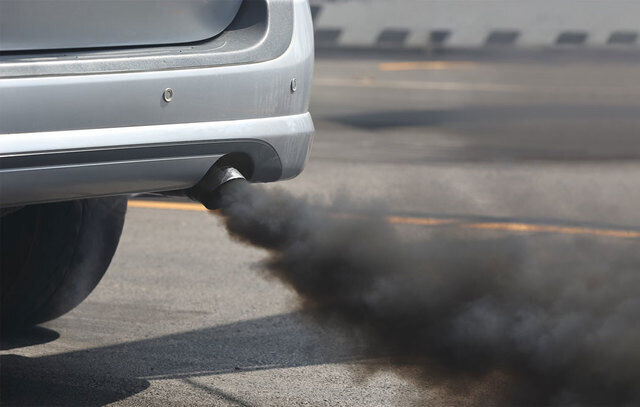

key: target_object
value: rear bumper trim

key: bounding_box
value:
[0,113,314,206]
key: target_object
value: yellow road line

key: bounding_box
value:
[128,200,640,239]
[313,77,640,96]
[332,213,454,226]
[379,61,477,71]
[313,77,525,93]
[129,200,208,212]
[464,222,640,239]
[385,215,454,226]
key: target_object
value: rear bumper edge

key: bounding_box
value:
[0,113,314,206]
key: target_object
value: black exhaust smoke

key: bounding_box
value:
[197,177,640,406]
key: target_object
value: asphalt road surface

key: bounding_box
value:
[3,51,640,406]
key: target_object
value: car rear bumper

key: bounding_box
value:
[0,0,314,207]
[0,114,314,206]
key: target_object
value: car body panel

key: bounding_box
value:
[0,0,314,207]
[0,0,294,77]
[0,0,243,51]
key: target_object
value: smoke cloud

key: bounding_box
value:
[214,180,640,406]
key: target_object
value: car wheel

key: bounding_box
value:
[1,197,127,329]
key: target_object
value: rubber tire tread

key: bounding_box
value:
[1,197,127,329]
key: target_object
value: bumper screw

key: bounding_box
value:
[290,78,297,93]
[163,88,174,102]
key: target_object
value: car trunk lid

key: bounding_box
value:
[0,0,243,52]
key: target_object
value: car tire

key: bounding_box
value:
[1,197,127,329]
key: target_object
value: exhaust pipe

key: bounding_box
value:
[188,164,247,210]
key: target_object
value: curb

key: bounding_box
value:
[310,0,640,50]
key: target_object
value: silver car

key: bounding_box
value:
[0,0,314,328]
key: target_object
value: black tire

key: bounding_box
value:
[1,197,127,329]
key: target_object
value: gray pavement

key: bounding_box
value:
[2,52,640,406]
